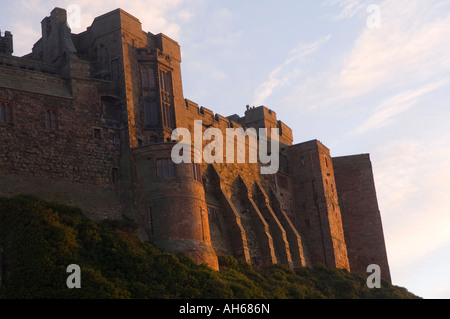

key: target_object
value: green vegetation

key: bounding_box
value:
[0,195,419,299]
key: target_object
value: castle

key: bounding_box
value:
[0,8,391,282]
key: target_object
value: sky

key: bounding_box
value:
[1,0,450,299]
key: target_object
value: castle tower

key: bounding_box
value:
[333,154,391,282]
[288,140,350,270]
[132,143,219,270]
[0,31,13,56]
[241,106,293,147]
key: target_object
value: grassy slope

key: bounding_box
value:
[0,195,420,299]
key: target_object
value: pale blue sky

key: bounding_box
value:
[2,0,450,299]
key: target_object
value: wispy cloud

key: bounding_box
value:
[253,35,331,105]
[324,0,368,20]
[282,0,450,113]
[353,81,445,134]
[333,0,450,100]
[373,134,450,268]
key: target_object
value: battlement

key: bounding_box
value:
[244,105,278,128]
[243,105,293,145]
[0,30,13,56]
[185,99,232,129]
[184,101,293,144]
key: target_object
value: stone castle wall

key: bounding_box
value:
[333,154,391,282]
[0,55,122,220]
[0,7,391,280]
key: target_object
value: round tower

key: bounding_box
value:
[132,143,219,270]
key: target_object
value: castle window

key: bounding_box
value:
[45,108,57,129]
[144,99,160,127]
[156,158,175,179]
[163,103,175,128]
[109,131,118,143]
[159,69,172,100]
[200,208,205,241]
[111,168,119,185]
[141,65,156,89]
[94,128,102,139]
[192,163,202,183]
[0,101,12,124]
[159,69,175,129]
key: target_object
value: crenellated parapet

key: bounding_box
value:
[185,99,233,130]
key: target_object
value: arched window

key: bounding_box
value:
[0,101,12,124]
[45,108,57,129]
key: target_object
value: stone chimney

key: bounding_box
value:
[40,7,77,65]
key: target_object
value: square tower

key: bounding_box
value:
[288,140,350,270]
[333,154,391,282]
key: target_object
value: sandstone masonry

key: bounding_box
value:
[0,8,391,281]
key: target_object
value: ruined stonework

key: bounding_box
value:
[0,8,391,280]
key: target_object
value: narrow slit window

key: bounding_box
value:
[192,163,202,182]
[0,102,12,124]
[109,131,118,143]
[112,168,119,185]
[51,111,56,129]
[45,108,57,129]
[159,69,175,129]
[0,104,5,123]
[94,129,102,139]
